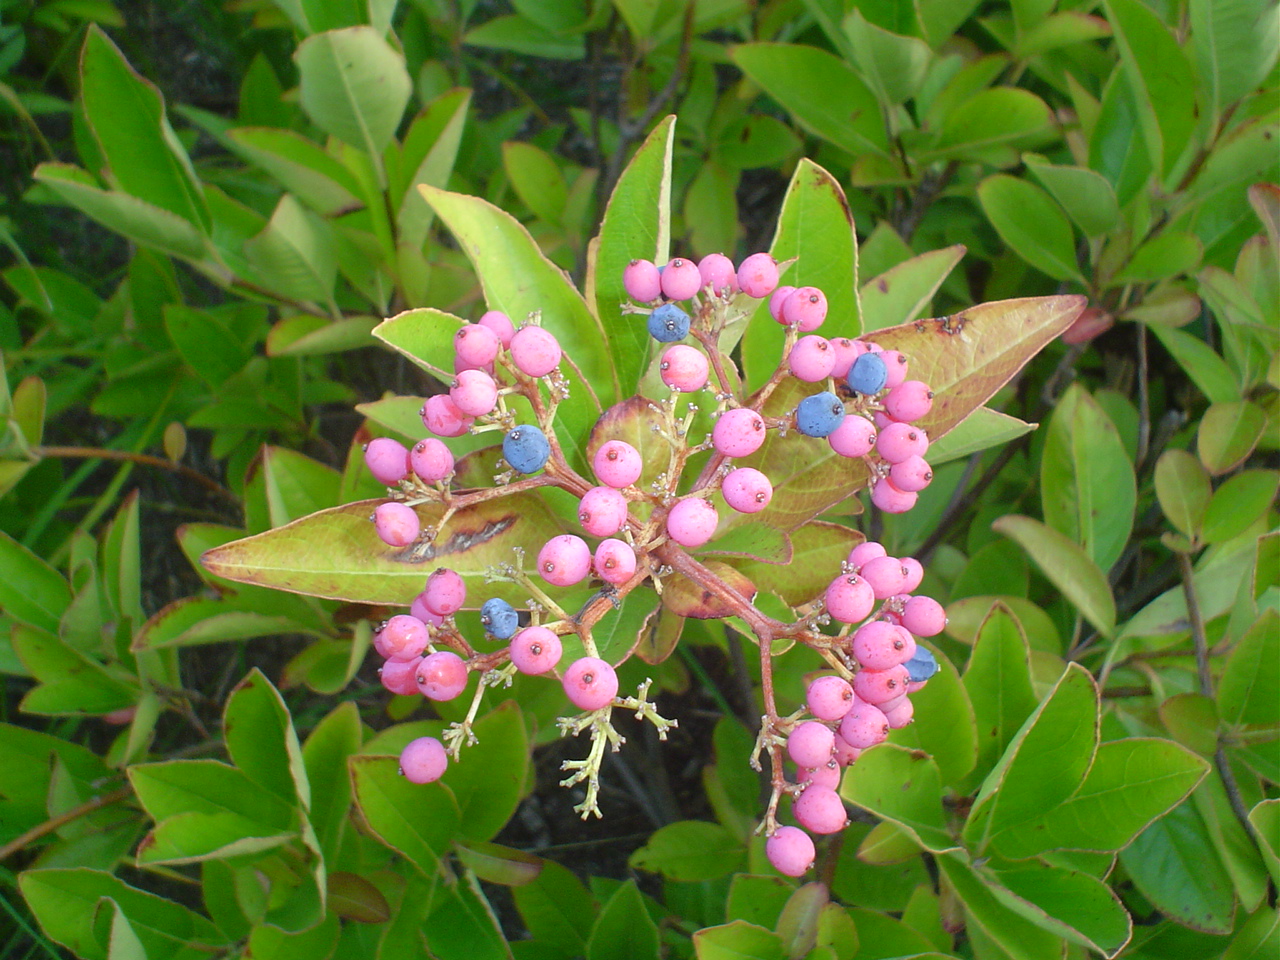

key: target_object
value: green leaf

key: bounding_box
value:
[227,127,362,216]
[374,306,465,380]
[1088,67,1153,207]
[993,515,1116,636]
[1154,449,1213,541]
[1218,609,1279,727]
[886,643,977,786]
[1248,800,1280,887]
[936,855,1066,960]
[395,88,472,251]
[964,664,1098,854]
[80,26,208,229]
[442,702,529,842]
[1148,325,1240,404]
[986,860,1132,956]
[1198,400,1267,474]
[163,303,252,388]
[587,880,661,960]
[992,738,1209,858]
[924,88,1054,165]
[224,668,310,809]
[1115,231,1204,284]
[925,406,1037,467]
[453,840,542,886]
[132,596,325,651]
[266,314,379,356]
[859,244,965,333]
[916,0,983,47]
[464,13,585,60]
[1118,798,1237,934]
[1190,0,1280,125]
[244,194,338,306]
[978,174,1080,281]
[301,701,361,861]
[260,445,342,527]
[1104,0,1199,177]
[1024,156,1119,237]
[693,921,786,960]
[295,26,411,164]
[0,528,70,633]
[348,755,460,876]
[728,522,857,608]
[844,10,931,105]
[503,141,568,228]
[1014,11,1113,57]
[629,820,746,881]
[12,626,136,716]
[840,744,957,852]
[1202,470,1280,544]
[512,859,597,957]
[730,44,888,159]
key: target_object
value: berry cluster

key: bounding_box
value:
[358,250,950,860]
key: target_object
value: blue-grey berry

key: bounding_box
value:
[480,598,519,640]
[904,647,939,683]
[648,303,691,343]
[796,392,846,438]
[847,352,888,395]
[503,424,550,473]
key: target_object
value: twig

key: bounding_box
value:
[35,446,237,504]
[0,786,134,862]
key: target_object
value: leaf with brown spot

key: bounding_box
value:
[635,604,685,664]
[662,561,757,620]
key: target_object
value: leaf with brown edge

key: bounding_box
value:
[662,560,757,620]
[327,872,390,924]
[586,394,673,499]
[200,494,591,608]
[727,520,861,607]
[635,604,685,664]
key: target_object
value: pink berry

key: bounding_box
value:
[422,394,474,438]
[537,535,593,587]
[889,455,933,493]
[666,497,719,548]
[873,410,896,431]
[660,344,709,392]
[379,656,422,696]
[399,736,448,783]
[453,352,493,375]
[832,738,862,767]
[698,253,737,296]
[593,440,643,488]
[847,540,887,569]
[409,594,445,629]
[594,538,637,584]
[712,408,767,458]
[899,558,924,593]
[624,259,663,302]
[423,568,466,616]
[788,335,835,382]
[416,650,468,701]
[875,422,929,463]
[410,438,454,482]
[478,310,515,347]
[806,675,855,721]
[799,761,841,791]
[376,614,430,661]
[838,701,890,748]
[792,785,848,835]
[852,665,909,704]
[883,696,915,729]
[364,438,410,485]
[578,486,629,537]
[881,351,909,390]
[449,369,498,417]
[766,826,815,877]
[781,286,828,332]
[902,596,947,637]
[737,253,779,298]
[721,467,773,514]
[374,502,419,547]
[859,555,908,599]
[769,285,797,323]
[827,414,877,458]
[830,338,860,378]
[825,573,875,624]
[883,381,934,422]
[509,626,563,675]
[787,721,836,768]
[563,657,619,710]
[661,257,703,300]
[454,323,501,368]
[851,620,913,671]
[510,326,562,377]
[872,477,918,514]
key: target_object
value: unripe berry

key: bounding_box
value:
[851,620,914,671]
[799,761,841,791]
[781,286,828,332]
[721,467,773,514]
[884,696,915,729]
[660,344,709,392]
[830,337,860,378]
[875,422,929,463]
[825,573,876,624]
[422,394,474,438]
[847,352,888,395]
[399,736,448,783]
[376,614,430,661]
[769,285,796,323]
[450,369,498,417]
[423,568,466,616]
[480,597,520,640]
[827,414,877,458]
[847,541,887,569]
[647,303,691,342]
[379,656,423,696]
[902,596,947,637]
[788,336,835,382]
[858,555,908,599]
[510,326,562,377]
[787,721,836,768]
[411,438,454,482]
[661,257,703,301]
[594,538,637,584]
[510,625,563,675]
[478,309,515,347]
[593,440,643,488]
[409,594,445,629]
[623,259,663,302]
[832,738,862,767]
[852,665,909,704]
[416,650,468,701]
[838,701,890,749]
[871,477,918,514]
[880,350,909,390]
[503,424,551,474]
[537,535,593,587]
[374,502,419,547]
[806,675,855,721]
[796,392,846,438]
[562,657,619,710]
[364,438,410,485]
[737,253,779,298]
[666,497,719,548]
[712,408,767,458]
[766,826,815,877]
[792,785,848,834]
[889,455,933,492]
[698,253,737,296]
[454,323,501,368]
[883,380,935,421]
[579,486,629,537]
[899,557,925,593]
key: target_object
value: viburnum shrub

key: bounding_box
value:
[203,119,1085,876]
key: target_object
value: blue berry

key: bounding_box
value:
[648,303,691,343]
[904,646,939,683]
[503,424,550,473]
[847,352,888,395]
[480,597,519,640]
[796,392,846,438]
